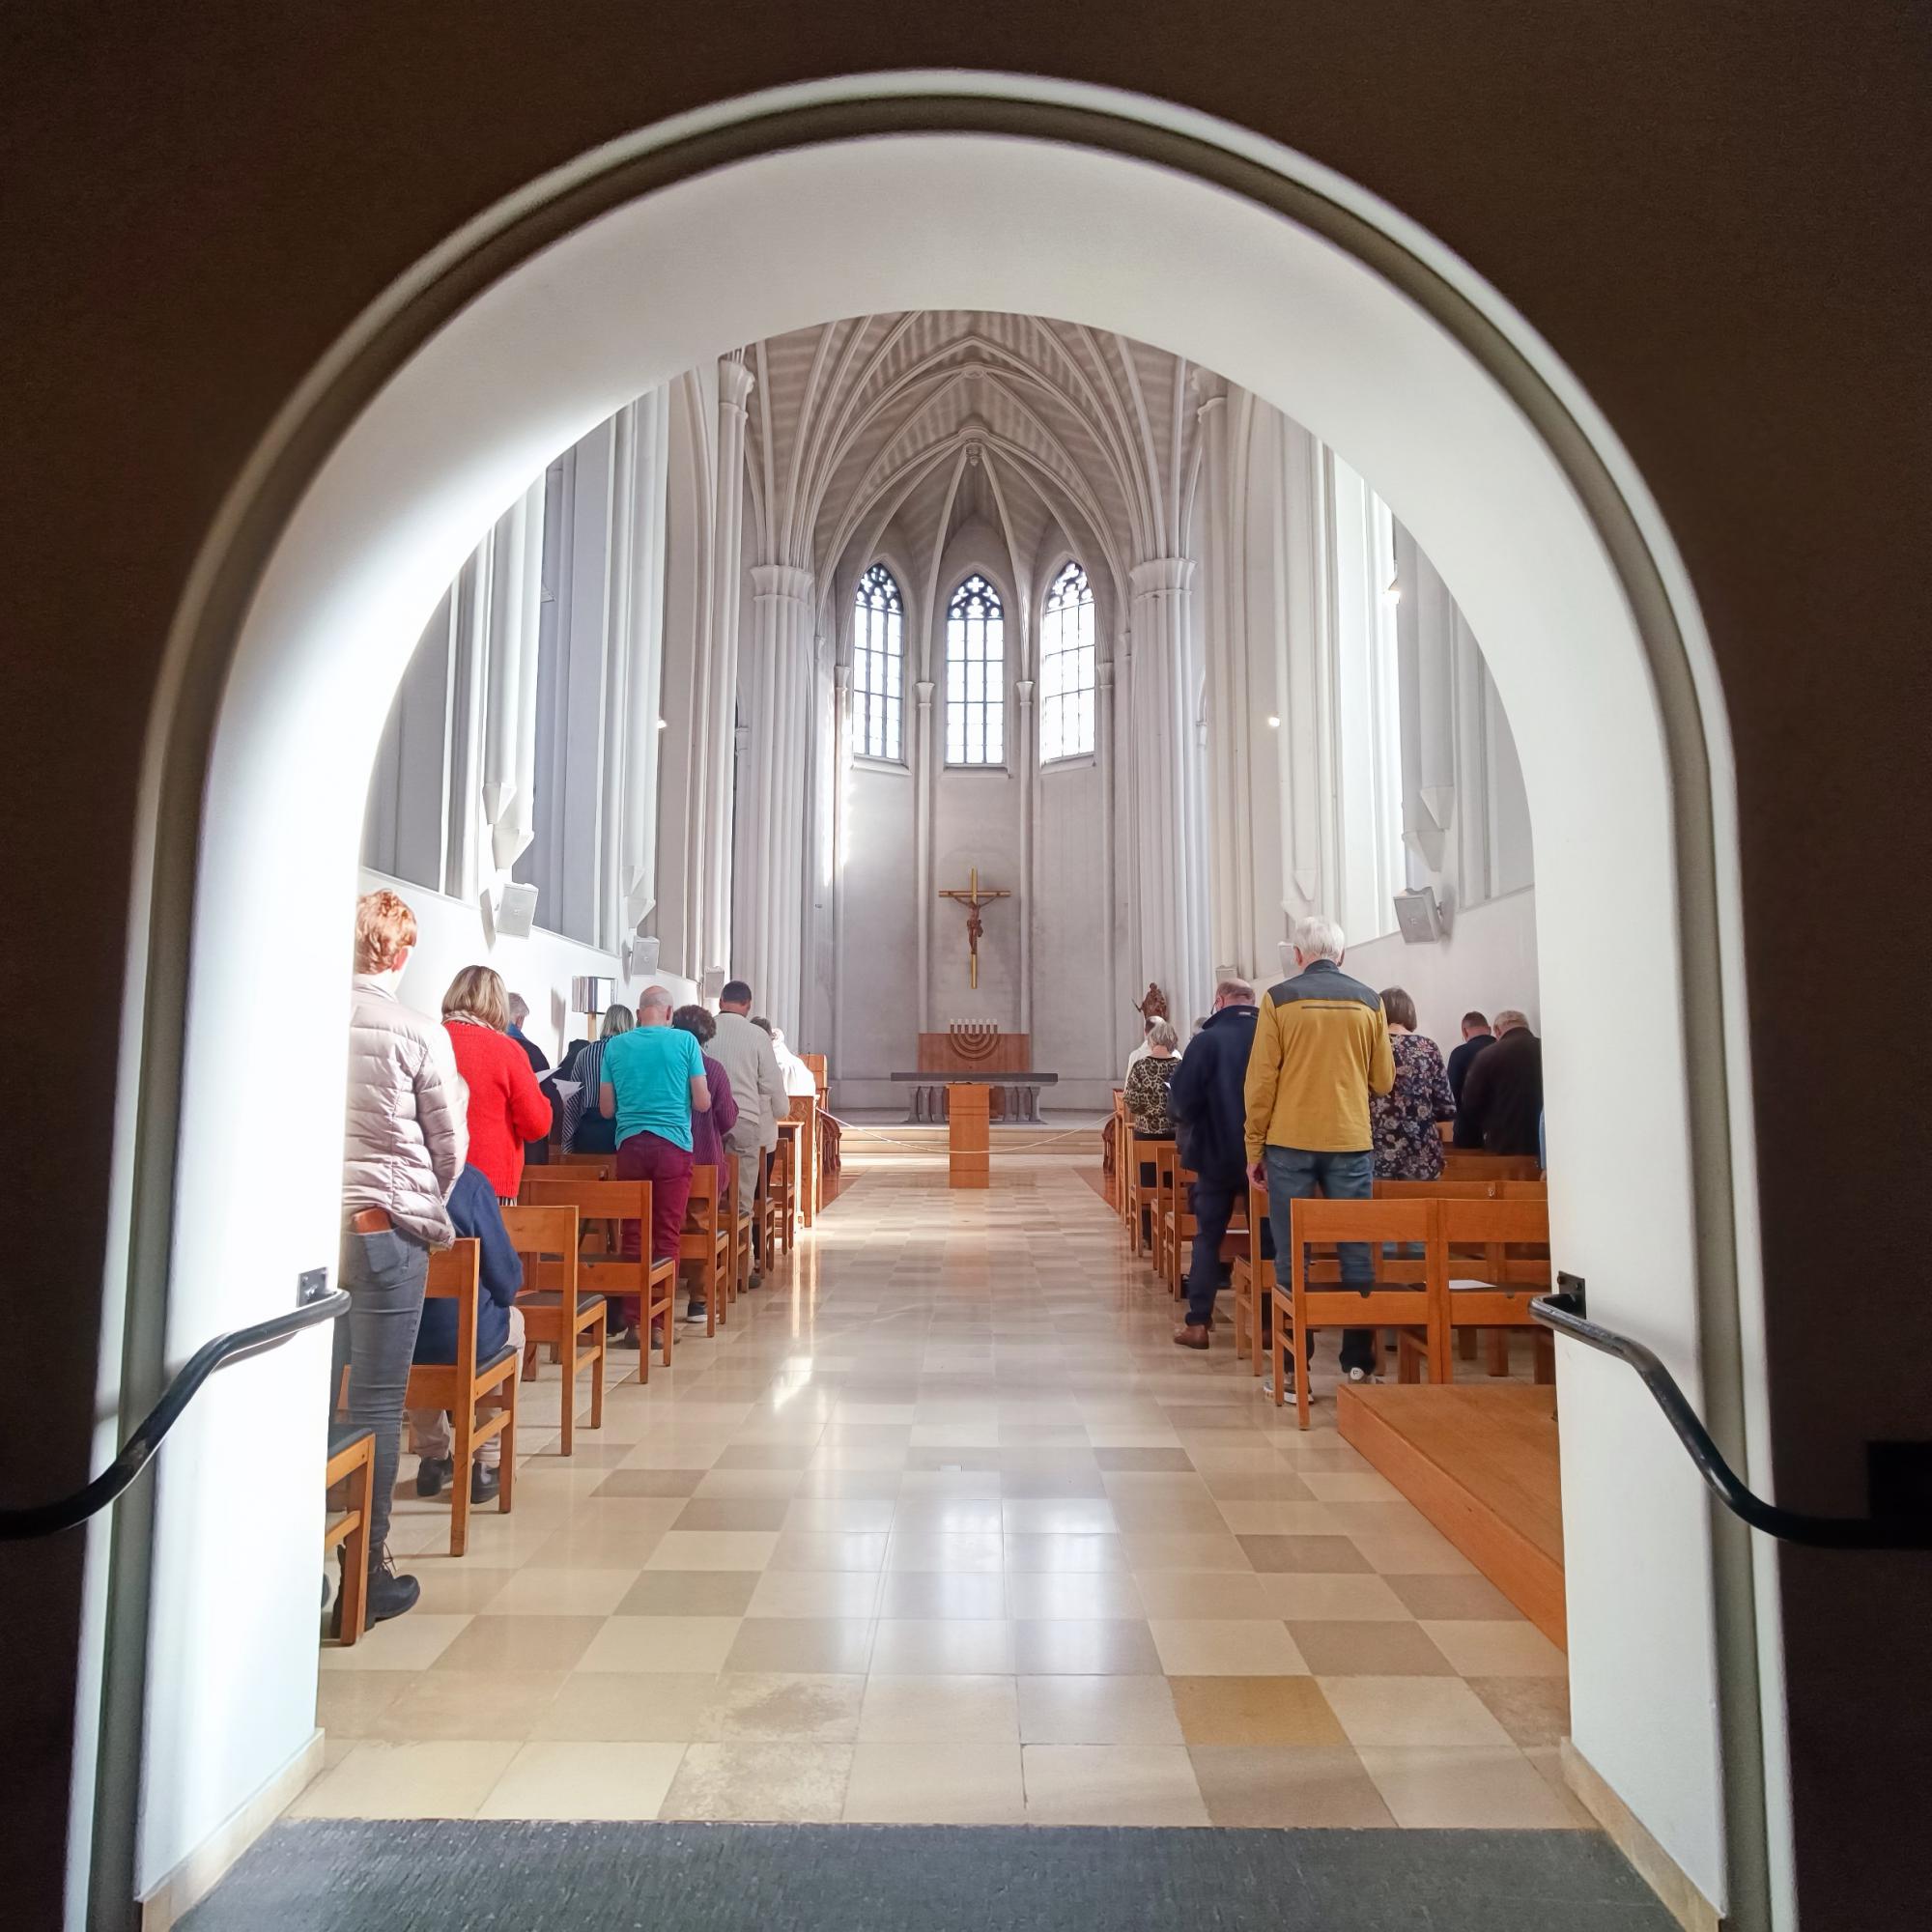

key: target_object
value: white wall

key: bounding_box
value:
[1343,887,1540,1054]
[832,762,919,1102]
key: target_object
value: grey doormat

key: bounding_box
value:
[182,1820,1677,1930]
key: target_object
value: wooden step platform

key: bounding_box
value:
[1338,1382,1566,1651]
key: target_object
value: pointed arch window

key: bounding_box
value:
[853,562,904,761]
[945,573,1005,765]
[1038,560,1096,761]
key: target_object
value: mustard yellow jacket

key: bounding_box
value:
[1242,959,1395,1158]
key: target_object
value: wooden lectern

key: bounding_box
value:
[946,1083,990,1189]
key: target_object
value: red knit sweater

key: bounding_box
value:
[444,1019,552,1199]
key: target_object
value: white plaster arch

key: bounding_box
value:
[103,75,1776,1932]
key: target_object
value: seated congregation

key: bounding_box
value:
[1111,915,1548,1428]
[326,888,821,1640]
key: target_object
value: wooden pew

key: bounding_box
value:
[502,1203,605,1457]
[404,1238,519,1556]
[522,1175,677,1379]
[1151,1142,1179,1283]
[678,1164,731,1337]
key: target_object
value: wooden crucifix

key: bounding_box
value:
[937,867,1011,989]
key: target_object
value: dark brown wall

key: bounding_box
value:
[3,5,1926,1926]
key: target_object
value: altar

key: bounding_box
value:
[888,1073,1062,1187]
[901,1026,1054,1124]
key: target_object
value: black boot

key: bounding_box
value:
[470,1462,500,1505]
[414,1455,452,1498]
[365,1548,420,1626]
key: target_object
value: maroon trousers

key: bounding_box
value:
[615,1130,695,1264]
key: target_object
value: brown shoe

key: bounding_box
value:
[1173,1322,1211,1350]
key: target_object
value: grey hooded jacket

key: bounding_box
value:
[342,975,467,1246]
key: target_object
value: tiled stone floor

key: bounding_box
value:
[307,1155,1582,1830]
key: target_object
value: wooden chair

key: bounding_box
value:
[1441,1150,1542,1181]
[522,1175,677,1379]
[769,1128,799,1260]
[787,1094,820,1226]
[1160,1158,1194,1298]
[502,1203,605,1457]
[322,1424,374,1645]
[1231,1175,1267,1373]
[1273,1198,1446,1429]
[403,1238,519,1556]
[678,1164,731,1337]
[1440,1196,1554,1382]
[724,1155,755,1301]
[1151,1142,1179,1280]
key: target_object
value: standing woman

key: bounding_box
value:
[1370,986,1456,1181]
[441,965,552,1201]
[562,1004,634,1153]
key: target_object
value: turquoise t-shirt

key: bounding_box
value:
[598,1024,705,1151]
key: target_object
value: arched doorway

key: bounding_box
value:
[101,77,1776,1931]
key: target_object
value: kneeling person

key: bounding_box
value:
[408,1164,526,1505]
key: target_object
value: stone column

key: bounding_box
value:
[913,677,936,1032]
[1193,374,1257,979]
[1128,555,1209,1028]
[696,357,753,979]
[741,563,814,1029]
[1096,654,1122,1064]
[1015,675,1036,1034]
[614,388,671,945]
[828,658,854,1068]
[1274,418,1338,935]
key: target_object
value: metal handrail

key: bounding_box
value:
[0,1290,349,1540]
[1530,1293,1931,1551]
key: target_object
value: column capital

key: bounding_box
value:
[1096,660,1116,690]
[1015,678,1035,708]
[1129,555,1197,598]
[1191,369,1230,413]
[915,680,935,706]
[718,357,755,412]
[834,663,853,692]
[750,562,814,604]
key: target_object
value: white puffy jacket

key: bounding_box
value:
[342,975,467,1246]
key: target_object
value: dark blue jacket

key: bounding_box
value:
[412,1165,523,1366]
[1166,1005,1261,1184]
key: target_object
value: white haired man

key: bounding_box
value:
[1242,917,1395,1392]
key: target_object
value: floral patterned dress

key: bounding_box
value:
[1124,1053,1179,1139]
[1371,1031,1456,1179]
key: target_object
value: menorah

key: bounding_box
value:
[947,1019,1001,1064]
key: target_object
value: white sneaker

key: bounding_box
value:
[1259,1372,1298,1399]
[1346,1365,1376,1384]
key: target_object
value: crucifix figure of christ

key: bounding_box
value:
[937,867,1011,989]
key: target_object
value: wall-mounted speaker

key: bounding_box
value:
[495,880,540,939]
[1393,887,1444,944]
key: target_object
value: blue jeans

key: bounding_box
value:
[1264,1146,1378,1375]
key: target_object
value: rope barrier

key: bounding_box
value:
[835,1123,1101,1156]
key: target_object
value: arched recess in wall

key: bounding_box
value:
[101,76,1775,1932]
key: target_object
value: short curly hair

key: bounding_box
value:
[672,1003,716,1044]
[353,889,416,973]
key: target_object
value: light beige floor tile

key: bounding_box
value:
[1003,1571,1144,1621]
[722,1619,877,1675]
[889,1496,1005,1532]
[644,1530,781,1572]
[477,1741,688,1819]
[1358,1746,1587,1828]
[857,1673,1020,1743]
[575,1616,743,1674]
[767,1531,892,1572]
[1013,1619,1163,1674]
[615,1570,761,1618]
[783,1498,899,1533]
[522,1524,670,1572]
[1000,1499,1120,1535]
[1121,1532,1253,1572]
[290,1740,520,1818]
[1016,1675,1182,1746]
[1149,1619,1309,1676]
[1258,1572,1414,1622]
[1021,1745,1208,1826]
[1005,1534,1131,1573]
[874,1570,1009,1620]
[315,1671,414,1736]
[1130,1571,1273,1621]
[1289,1620,1456,1676]
[696,1672,867,1741]
[318,1613,471,1674]
[658,1742,852,1821]
[1420,1619,1569,1677]
[693,1468,807,1500]
[1352,1531,1478,1576]
[1465,1675,1572,1747]
[1215,1501,1342,1536]
[1320,1675,1517,1748]
[869,1618,1017,1674]
[429,1614,603,1675]
[745,1570,883,1620]
[481,1567,640,1616]
[842,1742,1026,1823]
[1299,1470,1406,1503]
[374,1669,565,1743]
[409,1567,523,1615]
[530,1671,719,1742]
[1382,1572,1522,1620]
[885,1531,1007,1574]
[1168,1675,1348,1747]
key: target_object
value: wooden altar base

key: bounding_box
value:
[1337,1382,1566,1651]
[947,1082,989,1189]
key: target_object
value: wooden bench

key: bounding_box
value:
[521,1174,678,1379]
[322,1424,375,1644]
[403,1237,519,1555]
[1150,1141,1179,1281]
[678,1164,731,1336]
[502,1202,605,1457]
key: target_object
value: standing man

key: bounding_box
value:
[338,888,467,1626]
[1453,1008,1544,1157]
[707,980,788,1286]
[1445,1009,1494,1106]
[1243,917,1395,1393]
[599,985,710,1340]
[1170,978,1262,1350]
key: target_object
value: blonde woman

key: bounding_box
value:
[441,965,551,1201]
